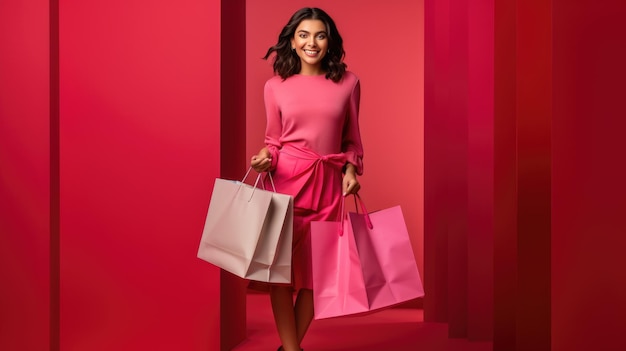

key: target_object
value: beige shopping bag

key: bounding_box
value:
[197,170,293,283]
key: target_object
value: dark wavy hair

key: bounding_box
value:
[263,7,347,82]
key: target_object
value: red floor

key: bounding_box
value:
[231,291,492,351]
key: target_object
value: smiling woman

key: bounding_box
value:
[245,1,425,350]
[250,7,364,351]
[246,4,426,299]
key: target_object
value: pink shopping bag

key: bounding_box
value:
[310,195,424,319]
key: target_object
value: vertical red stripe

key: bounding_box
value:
[516,0,552,350]
[467,0,495,341]
[447,0,470,339]
[220,0,248,349]
[50,0,60,350]
[552,1,626,350]
[424,0,451,323]
[0,1,51,350]
[494,0,518,349]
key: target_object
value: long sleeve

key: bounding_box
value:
[341,79,364,175]
[263,79,282,170]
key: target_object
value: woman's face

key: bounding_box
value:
[291,19,328,75]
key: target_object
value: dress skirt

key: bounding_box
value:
[268,145,345,291]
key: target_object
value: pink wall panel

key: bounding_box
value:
[245,0,425,283]
[59,1,222,350]
[0,1,51,350]
[552,1,626,350]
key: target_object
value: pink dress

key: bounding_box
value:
[263,71,364,290]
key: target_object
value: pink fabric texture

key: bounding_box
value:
[262,72,364,290]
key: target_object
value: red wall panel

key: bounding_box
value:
[467,0,495,341]
[494,1,553,349]
[424,0,450,323]
[425,1,496,341]
[59,1,221,350]
[425,0,496,340]
[220,0,248,350]
[493,0,518,348]
[552,1,626,350]
[446,0,470,338]
[516,1,552,350]
[0,1,51,350]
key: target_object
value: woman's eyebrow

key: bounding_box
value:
[297,30,327,35]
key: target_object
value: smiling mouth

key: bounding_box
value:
[304,50,319,56]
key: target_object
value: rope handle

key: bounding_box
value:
[339,193,373,236]
[354,193,374,230]
[240,167,277,202]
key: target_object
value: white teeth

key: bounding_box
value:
[305,50,318,55]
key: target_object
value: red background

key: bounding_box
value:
[0,1,51,350]
[1,0,625,351]
[56,1,221,350]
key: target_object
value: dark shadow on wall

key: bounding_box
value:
[220,0,249,350]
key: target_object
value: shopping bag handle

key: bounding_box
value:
[240,167,277,202]
[353,193,374,230]
[339,193,373,236]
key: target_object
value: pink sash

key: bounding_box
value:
[268,145,346,212]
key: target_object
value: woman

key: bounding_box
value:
[250,7,364,351]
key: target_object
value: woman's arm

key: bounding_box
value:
[341,76,364,196]
[250,79,281,173]
[341,78,364,175]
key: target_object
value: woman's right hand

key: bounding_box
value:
[250,147,272,172]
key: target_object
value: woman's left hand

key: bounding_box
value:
[342,164,361,196]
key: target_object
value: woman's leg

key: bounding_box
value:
[294,288,314,344]
[270,285,301,351]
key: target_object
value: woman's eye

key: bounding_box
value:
[299,33,307,38]
[317,34,326,40]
